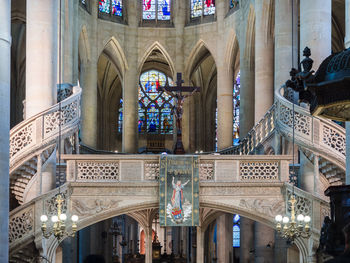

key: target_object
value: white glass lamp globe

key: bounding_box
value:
[275,215,283,222]
[40,215,48,222]
[282,216,289,224]
[71,215,79,222]
[297,214,304,221]
[59,213,67,221]
[304,216,311,223]
[51,215,59,223]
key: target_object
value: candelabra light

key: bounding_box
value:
[275,195,311,242]
[40,194,79,241]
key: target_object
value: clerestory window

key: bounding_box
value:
[98,0,125,23]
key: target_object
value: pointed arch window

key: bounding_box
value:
[98,0,125,23]
[143,0,171,21]
[233,71,240,145]
[118,98,123,133]
[138,70,175,134]
[190,0,215,19]
[233,214,240,247]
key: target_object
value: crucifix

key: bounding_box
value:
[161,73,200,154]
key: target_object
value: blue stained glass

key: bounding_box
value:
[191,0,202,18]
[112,0,122,16]
[203,0,215,16]
[138,70,174,134]
[233,214,240,248]
[158,0,171,20]
[230,0,238,9]
[99,0,110,13]
[118,98,123,133]
[143,0,156,19]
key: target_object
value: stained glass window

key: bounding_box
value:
[233,71,240,145]
[191,0,215,18]
[230,0,238,9]
[233,214,240,247]
[99,0,123,17]
[118,98,123,133]
[143,0,171,20]
[138,70,174,134]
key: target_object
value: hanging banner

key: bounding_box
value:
[159,155,199,226]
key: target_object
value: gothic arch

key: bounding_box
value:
[138,41,176,78]
[225,31,240,77]
[185,39,217,80]
[101,36,128,79]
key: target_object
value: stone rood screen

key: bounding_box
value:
[159,155,199,226]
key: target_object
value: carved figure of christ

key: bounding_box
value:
[161,73,200,133]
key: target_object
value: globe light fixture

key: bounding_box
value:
[40,194,79,241]
[275,195,311,242]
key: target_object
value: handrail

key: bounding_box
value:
[9,86,81,170]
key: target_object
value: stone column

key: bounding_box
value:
[300,0,331,70]
[217,214,233,263]
[196,226,205,262]
[300,152,314,193]
[145,226,152,263]
[274,0,298,92]
[255,0,274,122]
[254,222,274,263]
[216,0,233,149]
[122,0,138,153]
[240,217,254,263]
[314,154,320,196]
[0,0,10,261]
[346,123,350,185]
[26,0,58,118]
[274,234,288,263]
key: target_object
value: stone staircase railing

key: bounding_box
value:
[219,87,346,186]
[219,105,275,155]
[9,85,81,204]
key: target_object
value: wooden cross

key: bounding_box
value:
[161,73,200,154]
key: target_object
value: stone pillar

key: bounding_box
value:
[217,214,233,263]
[346,0,350,49]
[80,56,97,148]
[240,217,254,263]
[300,151,314,193]
[274,0,298,92]
[196,226,205,262]
[254,222,274,263]
[26,0,58,118]
[0,0,10,261]
[300,0,331,70]
[346,123,350,185]
[314,154,320,196]
[145,226,152,263]
[274,234,288,263]
[122,0,138,153]
[216,0,233,149]
[255,0,274,122]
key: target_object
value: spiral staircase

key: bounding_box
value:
[9,85,81,206]
[220,86,346,187]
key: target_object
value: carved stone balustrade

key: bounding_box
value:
[63,154,292,183]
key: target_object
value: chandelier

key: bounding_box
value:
[40,194,79,241]
[275,195,311,242]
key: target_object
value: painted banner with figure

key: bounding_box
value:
[159,155,199,226]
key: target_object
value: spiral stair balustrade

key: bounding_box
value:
[220,86,346,186]
[9,85,81,205]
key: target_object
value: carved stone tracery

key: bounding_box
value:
[240,161,279,181]
[77,161,119,181]
[9,206,34,243]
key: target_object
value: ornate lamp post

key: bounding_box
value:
[40,194,79,241]
[275,195,311,242]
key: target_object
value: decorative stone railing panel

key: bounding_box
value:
[144,161,160,180]
[199,161,214,181]
[77,161,119,182]
[9,86,81,169]
[240,161,279,181]
[9,204,34,244]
